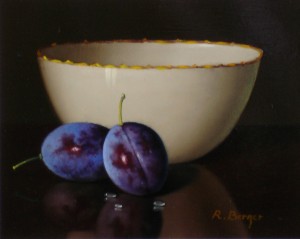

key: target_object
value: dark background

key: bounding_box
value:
[1,0,300,127]
[1,1,300,238]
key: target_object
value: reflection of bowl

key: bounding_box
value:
[37,40,263,163]
[160,164,249,237]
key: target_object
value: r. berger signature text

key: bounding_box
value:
[212,210,263,229]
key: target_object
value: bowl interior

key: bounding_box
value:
[39,41,262,68]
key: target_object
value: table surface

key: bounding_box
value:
[1,124,300,238]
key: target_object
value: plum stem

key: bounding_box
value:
[119,93,126,126]
[12,154,42,170]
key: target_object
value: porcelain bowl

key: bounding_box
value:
[37,40,263,163]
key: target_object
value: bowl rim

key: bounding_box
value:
[37,39,263,70]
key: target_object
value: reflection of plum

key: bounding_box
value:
[43,182,106,230]
[96,194,162,238]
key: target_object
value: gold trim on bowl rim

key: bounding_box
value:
[37,39,263,70]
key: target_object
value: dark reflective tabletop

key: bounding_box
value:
[1,124,300,238]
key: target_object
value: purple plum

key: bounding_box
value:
[13,122,109,181]
[41,123,108,181]
[103,94,168,196]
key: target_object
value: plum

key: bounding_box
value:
[13,122,109,181]
[103,94,168,196]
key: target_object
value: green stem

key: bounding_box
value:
[12,154,42,170]
[119,93,126,126]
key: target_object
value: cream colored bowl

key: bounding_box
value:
[37,40,263,163]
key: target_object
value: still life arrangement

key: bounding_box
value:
[13,93,169,196]
[11,39,263,237]
[13,39,262,193]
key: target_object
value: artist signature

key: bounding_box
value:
[212,210,263,229]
